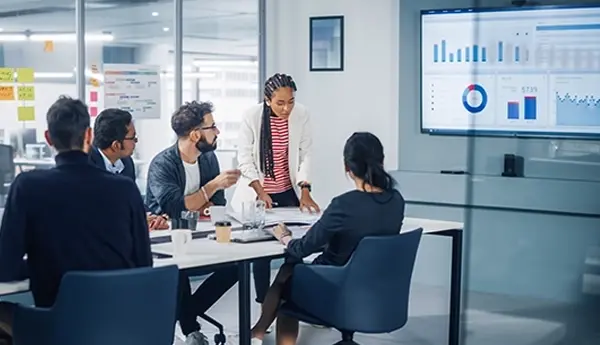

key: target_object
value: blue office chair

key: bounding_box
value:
[279,228,423,345]
[13,265,179,345]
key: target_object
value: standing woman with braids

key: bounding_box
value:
[231,73,320,308]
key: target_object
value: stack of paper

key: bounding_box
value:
[265,208,320,225]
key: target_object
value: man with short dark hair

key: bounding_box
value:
[146,101,240,345]
[90,108,168,230]
[90,108,137,179]
[146,101,240,217]
[0,96,151,341]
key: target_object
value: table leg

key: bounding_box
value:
[238,261,251,345]
[448,230,463,345]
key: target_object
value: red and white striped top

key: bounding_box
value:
[262,116,292,194]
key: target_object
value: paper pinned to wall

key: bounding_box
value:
[0,68,14,83]
[103,64,161,119]
[44,41,54,53]
[17,107,35,121]
[17,86,35,101]
[16,68,35,83]
[0,86,15,101]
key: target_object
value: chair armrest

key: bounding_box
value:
[14,305,54,345]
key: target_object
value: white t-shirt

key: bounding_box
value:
[183,160,201,196]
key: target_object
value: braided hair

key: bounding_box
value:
[260,73,297,178]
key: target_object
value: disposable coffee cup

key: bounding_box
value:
[215,220,232,243]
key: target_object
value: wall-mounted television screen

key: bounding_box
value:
[420,5,600,138]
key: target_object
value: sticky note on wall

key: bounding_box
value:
[0,86,15,101]
[44,41,54,53]
[17,86,35,101]
[17,107,35,121]
[0,68,14,82]
[16,68,34,83]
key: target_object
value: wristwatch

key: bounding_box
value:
[298,182,312,192]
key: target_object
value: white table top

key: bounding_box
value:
[150,216,463,240]
[0,217,463,297]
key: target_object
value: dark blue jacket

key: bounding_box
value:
[145,143,225,219]
[88,145,136,181]
[287,190,405,266]
[0,151,151,307]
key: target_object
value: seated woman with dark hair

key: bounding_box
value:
[249,132,406,345]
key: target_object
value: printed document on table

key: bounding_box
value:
[265,208,320,225]
[227,207,320,227]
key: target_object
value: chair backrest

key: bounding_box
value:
[18,266,179,345]
[338,228,423,333]
[0,144,15,192]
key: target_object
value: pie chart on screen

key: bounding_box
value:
[462,83,488,114]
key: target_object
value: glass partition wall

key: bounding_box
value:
[0,0,262,195]
[462,1,600,345]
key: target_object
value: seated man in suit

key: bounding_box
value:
[0,96,152,342]
[146,101,241,345]
[89,108,168,230]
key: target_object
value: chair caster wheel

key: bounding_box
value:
[214,333,226,345]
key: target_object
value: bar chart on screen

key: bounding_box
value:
[553,75,600,127]
[427,28,533,68]
[430,40,531,64]
[495,75,547,126]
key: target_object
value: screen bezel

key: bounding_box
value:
[419,4,600,140]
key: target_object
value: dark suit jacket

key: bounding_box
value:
[88,146,136,181]
[0,151,152,307]
[287,190,405,266]
[145,143,225,219]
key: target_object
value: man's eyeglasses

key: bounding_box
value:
[123,136,138,143]
[199,124,218,131]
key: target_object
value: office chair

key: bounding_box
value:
[0,144,15,201]
[13,266,180,345]
[200,313,226,345]
[279,228,423,345]
[178,268,227,345]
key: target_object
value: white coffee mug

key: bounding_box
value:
[171,229,193,257]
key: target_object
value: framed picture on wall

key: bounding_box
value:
[309,16,344,71]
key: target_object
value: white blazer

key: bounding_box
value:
[230,102,312,213]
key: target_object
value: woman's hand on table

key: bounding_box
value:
[257,192,274,208]
[272,223,293,245]
[299,191,320,214]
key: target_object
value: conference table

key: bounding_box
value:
[0,216,463,345]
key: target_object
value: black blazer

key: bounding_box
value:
[286,189,405,266]
[0,151,151,308]
[145,143,225,219]
[88,146,136,181]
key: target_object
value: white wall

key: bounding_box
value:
[266,0,400,206]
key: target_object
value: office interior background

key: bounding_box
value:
[1,0,599,344]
